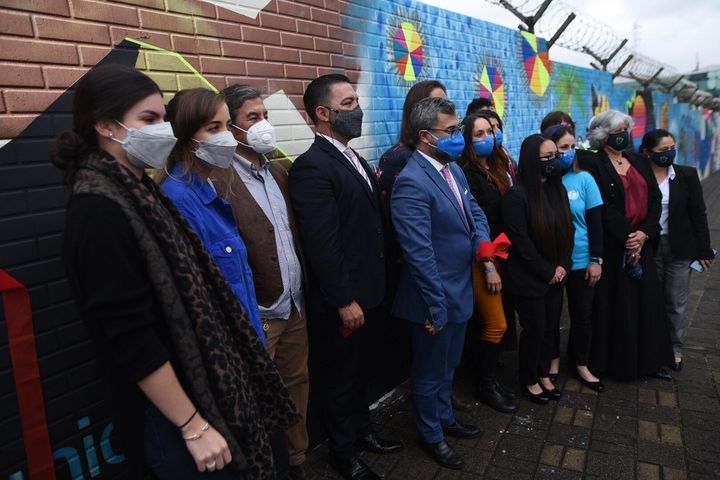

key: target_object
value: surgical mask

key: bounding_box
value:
[494,129,504,148]
[649,149,676,167]
[428,132,465,160]
[558,149,575,171]
[192,131,237,169]
[540,156,564,177]
[112,121,177,169]
[607,130,630,151]
[473,135,495,157]
[232,119,276,154]
[327,105,363,140]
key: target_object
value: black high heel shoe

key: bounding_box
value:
[575,370,605,392]
[522,386,550,404]
[540,383,561,401]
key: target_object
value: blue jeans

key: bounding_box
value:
[144,406,244,480]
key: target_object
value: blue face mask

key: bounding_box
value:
[558,149,575,171]
[494,129,504,148]
[607,130,630,151]
[473,135,495,157]
[429,132,465,160]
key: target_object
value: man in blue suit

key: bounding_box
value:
[391,97,492,470]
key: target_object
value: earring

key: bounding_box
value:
[108,132,113,138]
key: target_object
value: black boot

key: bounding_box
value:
[475,341,518,413]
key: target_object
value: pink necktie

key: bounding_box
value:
[440,164,464,210]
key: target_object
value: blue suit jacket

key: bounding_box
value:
[391,150,490,328]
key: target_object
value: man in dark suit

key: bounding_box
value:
[289,74,402,480]
[391,97,491,470]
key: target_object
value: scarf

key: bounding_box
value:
[73,150,300,479]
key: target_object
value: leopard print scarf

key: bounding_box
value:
[73,150,300,479]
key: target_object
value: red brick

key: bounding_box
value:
[166,0,217,18]
[3,89,62,113]
[264,46,300,63]
[224,76,267,92]
[277,0,312,19]
[0,95,5,113]
[139,9,194,34]
[311,7,340,25]
[216,5,260,25]
[328,25,353,42]
[0,38,79,65]
[242,26,280,44]
[200,56,246,76]
[331,54,356,69]
[317,67,343,77]
[221,41,264,59]
[296,0,324,7]
[73,0,139,27]
[78,45,112,66]
[285,64,318,80]
[194,17,242,40]
[171,35,222,56]
[300,51,331,66]
[343,43,362,57]
[34,16,110,45]
[280,32,314,49]
[297,19,327,37]
[325,0,345,12]
[246,61,284,78]
[42,66,88,88]
[314,37,343,53]
[0,63,45,87]
[346,70,360,83]
[114,0,164,8]
[0,114,37,138]
[259,12,297,32]
[110,27,173,50]
[0,10,34,36]
[0,0,69,16]
[267,78,305,95]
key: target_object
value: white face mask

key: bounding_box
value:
[112,121,177,169]
[232,119,277,154]
[192,131,237,169]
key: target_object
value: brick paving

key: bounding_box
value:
[306,172,720,480]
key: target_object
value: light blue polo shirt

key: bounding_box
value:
[562,170,603,270]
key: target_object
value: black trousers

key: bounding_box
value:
[309,308,377,460]
[515,285,564,386]
[565,269,595,365]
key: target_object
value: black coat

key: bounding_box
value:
[462,162,505,240]
[663,164,714,260]
[289,135,388,314]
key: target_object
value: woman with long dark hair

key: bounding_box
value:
[578,110,674,379]
[55,65,297,479]
[458,113,517,413]
[642,129,715,372]
[501,134,574,404]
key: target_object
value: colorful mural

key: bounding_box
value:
[475,65,506,119]
[520,31,553,97]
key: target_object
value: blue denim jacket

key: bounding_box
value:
[161,163,266,345]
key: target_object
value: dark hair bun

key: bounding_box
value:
[52,130,89,183]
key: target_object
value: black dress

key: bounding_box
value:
[577,149,674,379]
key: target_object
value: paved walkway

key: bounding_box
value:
[306,172,720,480]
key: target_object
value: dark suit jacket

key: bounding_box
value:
[289,135,387,315]
[577,149,661,248]
[664,165,714,260]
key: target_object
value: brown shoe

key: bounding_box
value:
[289,463,308,480]
[451,388,473,411]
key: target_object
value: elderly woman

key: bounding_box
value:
[577,110,674,380]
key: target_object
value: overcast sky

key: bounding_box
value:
[418,0,720,74]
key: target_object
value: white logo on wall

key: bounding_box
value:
[201,0,272,19]
[568,190,580,200]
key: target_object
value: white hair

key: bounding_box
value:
[586,110,634,149]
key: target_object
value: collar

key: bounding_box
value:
[169,162,220,206]
[234,152,269,178]
[668,164,676,181]
[317,133,349,155]
[417,149,445,172]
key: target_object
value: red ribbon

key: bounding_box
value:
[1,269,57,480]
[477,233,512,262]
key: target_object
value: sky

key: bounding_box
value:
[418,0,720,75]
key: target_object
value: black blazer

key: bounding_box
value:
[501,184,573,297]
[577,149,661,247]
[462,162,505,240]
[664,165,714,260]
[289,135,387,314]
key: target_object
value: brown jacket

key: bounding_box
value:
[211,161,304,308]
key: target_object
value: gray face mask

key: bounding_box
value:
[326,105,363,140]
[192,131,237,169]
[112,121,177,169]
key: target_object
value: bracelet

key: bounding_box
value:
[179,409,198,430]
[182,421,210,441]
[484,267,497,274]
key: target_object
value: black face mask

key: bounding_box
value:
[327,105,363,140]
[649,149,676,167]
[607,130,630,151]
[540,157,564,177]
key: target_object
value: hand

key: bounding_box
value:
[700,258,714,270]
[586,263,602,286]
[424,319,442,335]
[484,262,502,294]
[182,417,232,472]
[625,230,647,251]
[338,301,365,330]
[550,266,566,284]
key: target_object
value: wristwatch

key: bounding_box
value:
[589,257,603,265]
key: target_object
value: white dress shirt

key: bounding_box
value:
[658,165,676,235]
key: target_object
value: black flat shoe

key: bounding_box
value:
[475,381,519,414]
[540,384,561,401]
[668,360,683,372]
[328,455,381,480]
[549,373,559,383]
[443,421,481,439]
[356,432,404,455]
[522,386,550,404]
[654,368,672,380]
[419,439,464,470]
[575,372,605,392]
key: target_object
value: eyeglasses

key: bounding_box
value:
[427,124,465,138]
